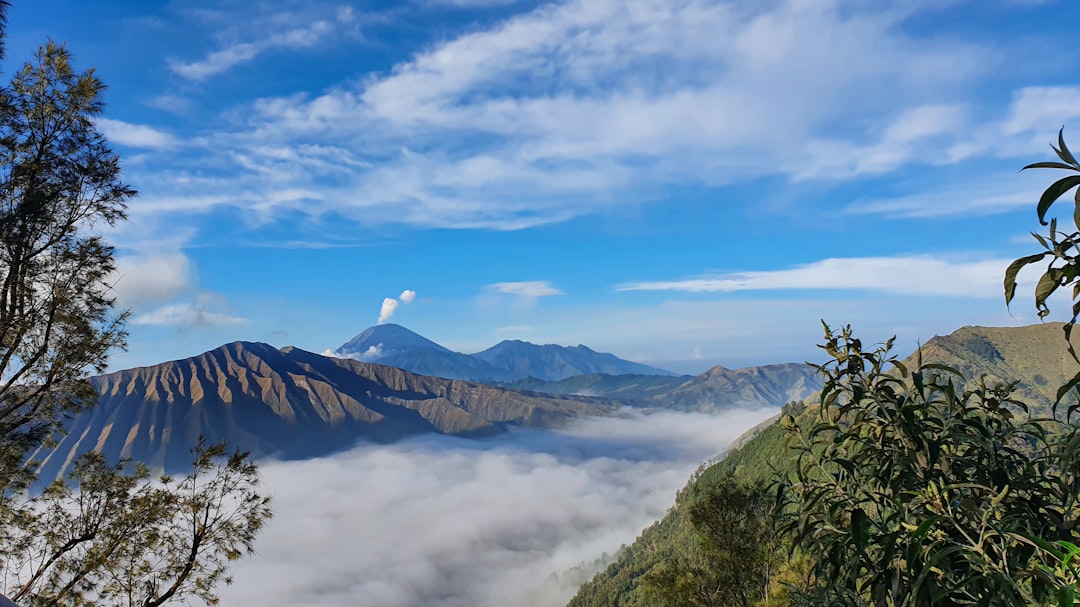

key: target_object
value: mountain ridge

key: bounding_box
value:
[331,324,676,382]
[30,341,617,484]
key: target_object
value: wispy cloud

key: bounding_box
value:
[111,251,193,308]
[89,0,1080,244]
[125,0,1020,233]
[169,9,354,81]
[96,118,177,149]
[132,295,247,328]
[619,256,1011,297]
[491,281,564,298]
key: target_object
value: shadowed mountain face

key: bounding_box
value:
[30,342,614,483]
[332,325,675,382]
[473,340,676,381]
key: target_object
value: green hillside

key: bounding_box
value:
[567,322,1080,607]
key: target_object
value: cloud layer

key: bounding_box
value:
[619,256,1011,297]
[217,408,774,607]
[116,0,1076,234]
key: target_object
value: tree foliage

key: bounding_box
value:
[1005,127,1080,405]
[0,33,131,498]
[644,472,782,607]
[1,441,271,607]
[0,7,272,606]
[778,134,1080,606]
[780,324,1079,606]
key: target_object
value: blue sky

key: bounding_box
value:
[8,0,1080,374]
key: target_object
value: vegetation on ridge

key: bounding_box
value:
[569,134,1080,606]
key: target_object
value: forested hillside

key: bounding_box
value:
[568,322,1080,606]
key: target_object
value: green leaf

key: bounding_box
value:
[1057,585,1074,607]
[1023,161,1079,171]
[1056,127,1079,166]
[1004,253,1047,305]
[1035,270,1061,316]
[1037,175,1080,226]
[1074,186,1080,232]
[851,508,870,551]
[1055,373,1080,404]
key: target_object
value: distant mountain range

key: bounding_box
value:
[31,327,827,481]
[332,323,675,382]
[30,341,616,483]
[502,363,822,412]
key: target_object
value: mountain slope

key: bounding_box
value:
[376,347,512,382]
[31,341,615,483]
[906,322,1078,410]
[647,362,822,411]
[567,322,1080,606]
[334,323,451,360]
[502,374,691,402]
[472,340,675,381]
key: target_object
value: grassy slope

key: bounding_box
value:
[566,323,1079,607]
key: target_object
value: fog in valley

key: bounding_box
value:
[217,408,776,607]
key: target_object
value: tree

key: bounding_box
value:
[3,441,271,607]
[0,26,130,500]
[778,134,1080,606]
[0,7,272,606]
[645,472,782,607]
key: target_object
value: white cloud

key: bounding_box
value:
[377,290,417,323]
[132,295,247,328]
[111,251,193,308]
[1001,86,1080,137]
[378,298,400,324]
[126,0,999,232]
[96,0,1079,240]
[170,16,340,80]
[843,171,1050,218]
[618,256,1010,297]
[332,344,387,361]
[96,118,177,149]
[217,408,774,607]
[491,281,564,298]
[794,104,969,179]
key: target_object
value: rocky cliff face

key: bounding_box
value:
[31,342,615,482]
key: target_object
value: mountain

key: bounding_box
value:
[567,323,1080,606]
[376,348,512,382]
[332,325,676,382]
[645,362,822,412]
[472,340,676,381]
[30,341,616,483]
[903,322,1078,411]
[502,374,691,402]
[334,323,451,360]
[500,363,821,412]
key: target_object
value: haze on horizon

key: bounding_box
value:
[6,0,1079,374]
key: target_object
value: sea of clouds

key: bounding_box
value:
[217,407,776,607]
